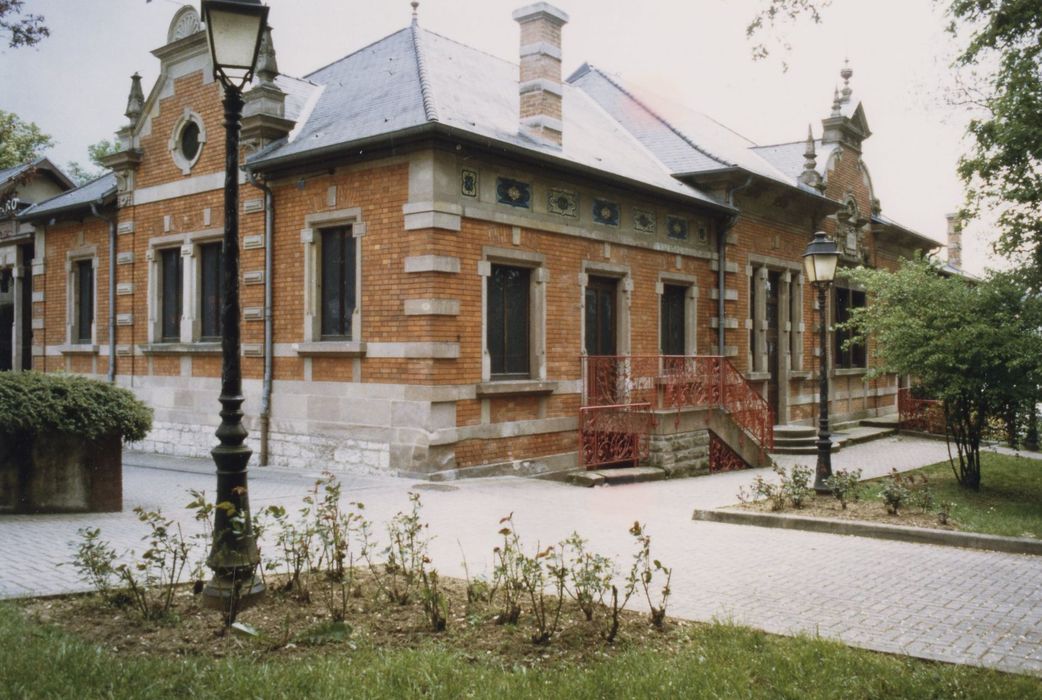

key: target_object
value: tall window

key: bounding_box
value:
[835,287,866,368]
[160,248,183,342]
[660,284,686,356]
[75,259,94,344]
[487,264,530,378]
[320,227,356,339]
[199,242,223,341]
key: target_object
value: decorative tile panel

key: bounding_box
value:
[496,177,531,208]
[592,199,620,227]
[461,169,478,197]
[667,215,689,240]
[697,224,709,244]
[547,188,578,217]
[633,208,656,233]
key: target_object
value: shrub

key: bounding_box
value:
[907,474,935,512]
[0,371,152,443]
[69,527,118,601]
[491,514,525,625]
[561,532,613,621]
[937,501,956,526]
[627,522,671,630]
[737,472,785,511]
[824,468,863,509]
[116,507,192,621]
[880,469,911,515]
[784,464,813,509]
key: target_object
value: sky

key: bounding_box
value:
[0,0,996,274]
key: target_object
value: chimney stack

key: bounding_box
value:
[513,3,569,147]
[945,213,962,269]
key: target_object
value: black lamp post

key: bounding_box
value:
[200,0,269,613]
[802,231,840,493]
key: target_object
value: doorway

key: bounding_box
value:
[765,270,781,420]
[584,276,618,357]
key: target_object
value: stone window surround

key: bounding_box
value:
[579,260,632,357]
[478,246,548,386]
[169,108,207,176]
[145,227,225,350]
[297,207,367,356]
[832,275,868,371]
[64,245,98,352]
[746,256,803,378]
[656,272,698,356]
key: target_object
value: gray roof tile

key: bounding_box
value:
[19,172,117,220]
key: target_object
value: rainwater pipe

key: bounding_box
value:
[247,170,274,466]
[90,202,117,384]
[718,176,754,356]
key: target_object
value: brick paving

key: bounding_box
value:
[2,435,1041,677]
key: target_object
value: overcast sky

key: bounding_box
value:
[0,0,995,273]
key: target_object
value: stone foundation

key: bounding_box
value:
[648,429,710,478]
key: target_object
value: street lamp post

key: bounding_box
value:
[802,231,840,494]
[200,0,269,614]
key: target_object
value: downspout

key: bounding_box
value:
[718,176,754,356]
[91,202,117,383]
[247,170,273,466]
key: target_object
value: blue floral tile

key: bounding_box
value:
[461,169,478,197]
[547,188,578,217]
[633,208,656,233]
[496,178,531,208]
[667,215,688,240]
[593,199,620,226]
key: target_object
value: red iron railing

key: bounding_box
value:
[578,402,653,469]
[582,355,774,450]
[898,388,946,435]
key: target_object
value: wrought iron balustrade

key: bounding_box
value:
[898,388,946,435]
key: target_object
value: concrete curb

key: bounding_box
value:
[691,508,1042,556]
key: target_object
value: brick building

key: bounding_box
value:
[14,3,942,477]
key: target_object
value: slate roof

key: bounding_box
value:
[751,139,840,182]
[19,172,117,221]
[250,25,725,208]
[0,157,75,191]
[871,212,941,248]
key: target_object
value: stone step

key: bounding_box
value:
[861,414,901,429]
[774,424,817,439]
[770,438,845,455]
[570,466,666,488]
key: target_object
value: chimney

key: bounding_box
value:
[513,3,569,147]
[945,213,962,269]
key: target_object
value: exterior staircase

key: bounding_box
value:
[771,414,900,455]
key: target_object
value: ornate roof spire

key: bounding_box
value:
[411,1,419,23]
[256,26,278,86]
[124,73,144,125]
[799,124,824,191]
[831,86,842,117]
[840,59,853,103]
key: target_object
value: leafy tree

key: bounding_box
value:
[65,139,117,185]
[0,0,48,48]
[842,258,1042,490]
[0,109,52,168]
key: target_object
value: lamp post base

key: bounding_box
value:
[200,571,265,615]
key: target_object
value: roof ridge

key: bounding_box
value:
[420,26,518,68]
[411,21,439,122]
[303,26,412,80]
[574,65,731,170]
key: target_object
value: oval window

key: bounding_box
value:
[180,121,201,161]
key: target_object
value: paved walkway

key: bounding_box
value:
[2,435,1041,677]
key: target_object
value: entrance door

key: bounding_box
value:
[765,271,781,419]
[585,276,617,356]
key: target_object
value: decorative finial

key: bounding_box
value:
[256,26,279,86]
[411,1,419,22]
[125,72,144,125]
[840,59,853,103]
[803,125,816,170]
[831,86,842,117]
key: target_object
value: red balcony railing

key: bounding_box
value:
[898,388,946,435]
[581,355,775,451]
[578,402,653,469]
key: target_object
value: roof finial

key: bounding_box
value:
[803,125,816,170]
[411,1,419,22]
[255,26,278,86]
[840,58,853,103]
[125,72,144,125]
[831,86,842,117]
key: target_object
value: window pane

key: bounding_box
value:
[661,285,686,356]
[76,260,93,343]
[160,248,182,341]
[320,228,354,338]
[488,264,530,378]
[200,242,223,340]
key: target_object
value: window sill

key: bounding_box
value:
[834,367,869,377]
[59,344,98,355]
[476,380,557,398]
[139,342,222,355]
[746,372,771,381]
[293,341,367,357]
[789,371,812,380]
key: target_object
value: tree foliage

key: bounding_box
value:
[842,259,1042,490]
[0,109,53,169]
[0,0,48,49]
[66,139,117,185]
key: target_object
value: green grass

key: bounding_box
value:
[2,604,1040,699]
[861,451,1042,538]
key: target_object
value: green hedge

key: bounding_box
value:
[0,372,152,443]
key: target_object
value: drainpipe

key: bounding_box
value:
[718,176,754,356]
[247,169,273,466]
[91,202,117,384]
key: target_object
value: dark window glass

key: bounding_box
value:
[76,260,93,343]
[200,242,223,341]
[487,264,530,378]
[584,276,617,356]
[180,121,200,161]
[320,227,356,339]
[749,273,757,357]
[661,284,686,356]
[835,287,866,368]
[160,248,183,342]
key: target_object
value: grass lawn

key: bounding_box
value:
[859,451,1042,539]
[2,603,1040,700]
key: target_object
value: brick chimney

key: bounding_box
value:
[513,3,569,147]
[945,213,962,269]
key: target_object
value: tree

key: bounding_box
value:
[0,109,53,169]
[0,0,48,49]
[65,139,117,185]
[842,259,1042,490]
